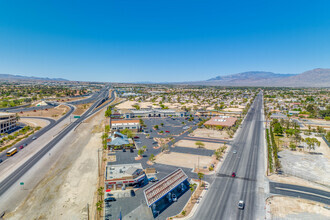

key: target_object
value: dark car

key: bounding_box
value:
[0,159,3,163]
[152,141,158,145]
[134,136,140,139]
[122,148,126,152]
[232,172,236,177]
[104,197,116,202]
[130,190,135,197]
[130,148,134,153]
[23,143,27,147]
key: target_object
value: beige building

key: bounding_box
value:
[0,112,17,134]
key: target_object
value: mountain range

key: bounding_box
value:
[0,73,68,82]
[185,68,330,87]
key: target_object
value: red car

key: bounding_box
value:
[165,131,170,133]
[231,172,236,177]
[19,145,24,150]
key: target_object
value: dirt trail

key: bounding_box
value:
[7,108,106,220]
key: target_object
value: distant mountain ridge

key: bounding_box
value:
[185,68,329,87]
[0,73,68,82]
[207,71,296,81]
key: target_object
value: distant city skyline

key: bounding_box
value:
[0,0,329,82]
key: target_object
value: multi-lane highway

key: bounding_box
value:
[0,85,114,197]
[192,92,265,220]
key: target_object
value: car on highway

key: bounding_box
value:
[238,200,245,209]
[32,136,37,140]
[104,197,116,202]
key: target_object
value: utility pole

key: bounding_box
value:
[87,203,89,220]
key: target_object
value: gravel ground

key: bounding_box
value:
[278,150,330,186]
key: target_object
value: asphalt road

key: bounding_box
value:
[192,92,264,220]
[0,85,113,197]
[269,182,330,205]
[0,113,70,163]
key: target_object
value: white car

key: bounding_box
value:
[238,200,245,209]
[233,150,237,154]
[172,194,177,202]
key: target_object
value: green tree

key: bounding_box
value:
[289,142,296,151]
[273,123,283,135]
[195,141,205,148]
[189,183,197,200]
[197,172,204,183]
[304,137,321,152]
[138,149,144,156]
[149,153,155,162]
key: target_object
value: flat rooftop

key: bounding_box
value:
[106,163,143,180]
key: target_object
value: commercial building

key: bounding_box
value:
[119,108,186,119]
[105,163,146,190]
[204,116,238,128]
[144,168,189,217]
[0,112,17,134]
[107,132,133,149]
[110,119,141,132]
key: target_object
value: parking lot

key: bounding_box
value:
[104,116,216,220]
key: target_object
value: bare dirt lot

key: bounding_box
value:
[174,139,224,150]
[155,152,213,169]
[267,196,330,219]
[20,104,70,120]
[19,117,50,128]
[7,107,107,219]
[73,103,92,115]
[189,128,231,140]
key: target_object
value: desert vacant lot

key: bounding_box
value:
[267,196,330,219]
[189,128,231,140]
[19,118,50,128]
[20,105,70,120]
[174,139,224,150]
[155,152,213,169]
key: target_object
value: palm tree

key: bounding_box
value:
[98,187,104,200]
[189,183,197,201]
[197,172,204,185]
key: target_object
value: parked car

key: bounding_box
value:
[122,148,126,152]
[152,141,158,145]
[233,150,237,154]
[172,194,177,202]
[23,143,27,147]
[0,159,3,163]
[104,197,116,202]
[32,136,37,140]
[134,136,140,139]
[19,145,24,150]
[130,190,135,197]
[148,177,158,182]
[232,172,236,177]
[130,148,134,153]
[165,131,170,133]
[238,200,245,209]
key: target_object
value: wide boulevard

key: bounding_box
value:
[192,92,265,220]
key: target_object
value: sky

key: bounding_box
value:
[0,0,329,82]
